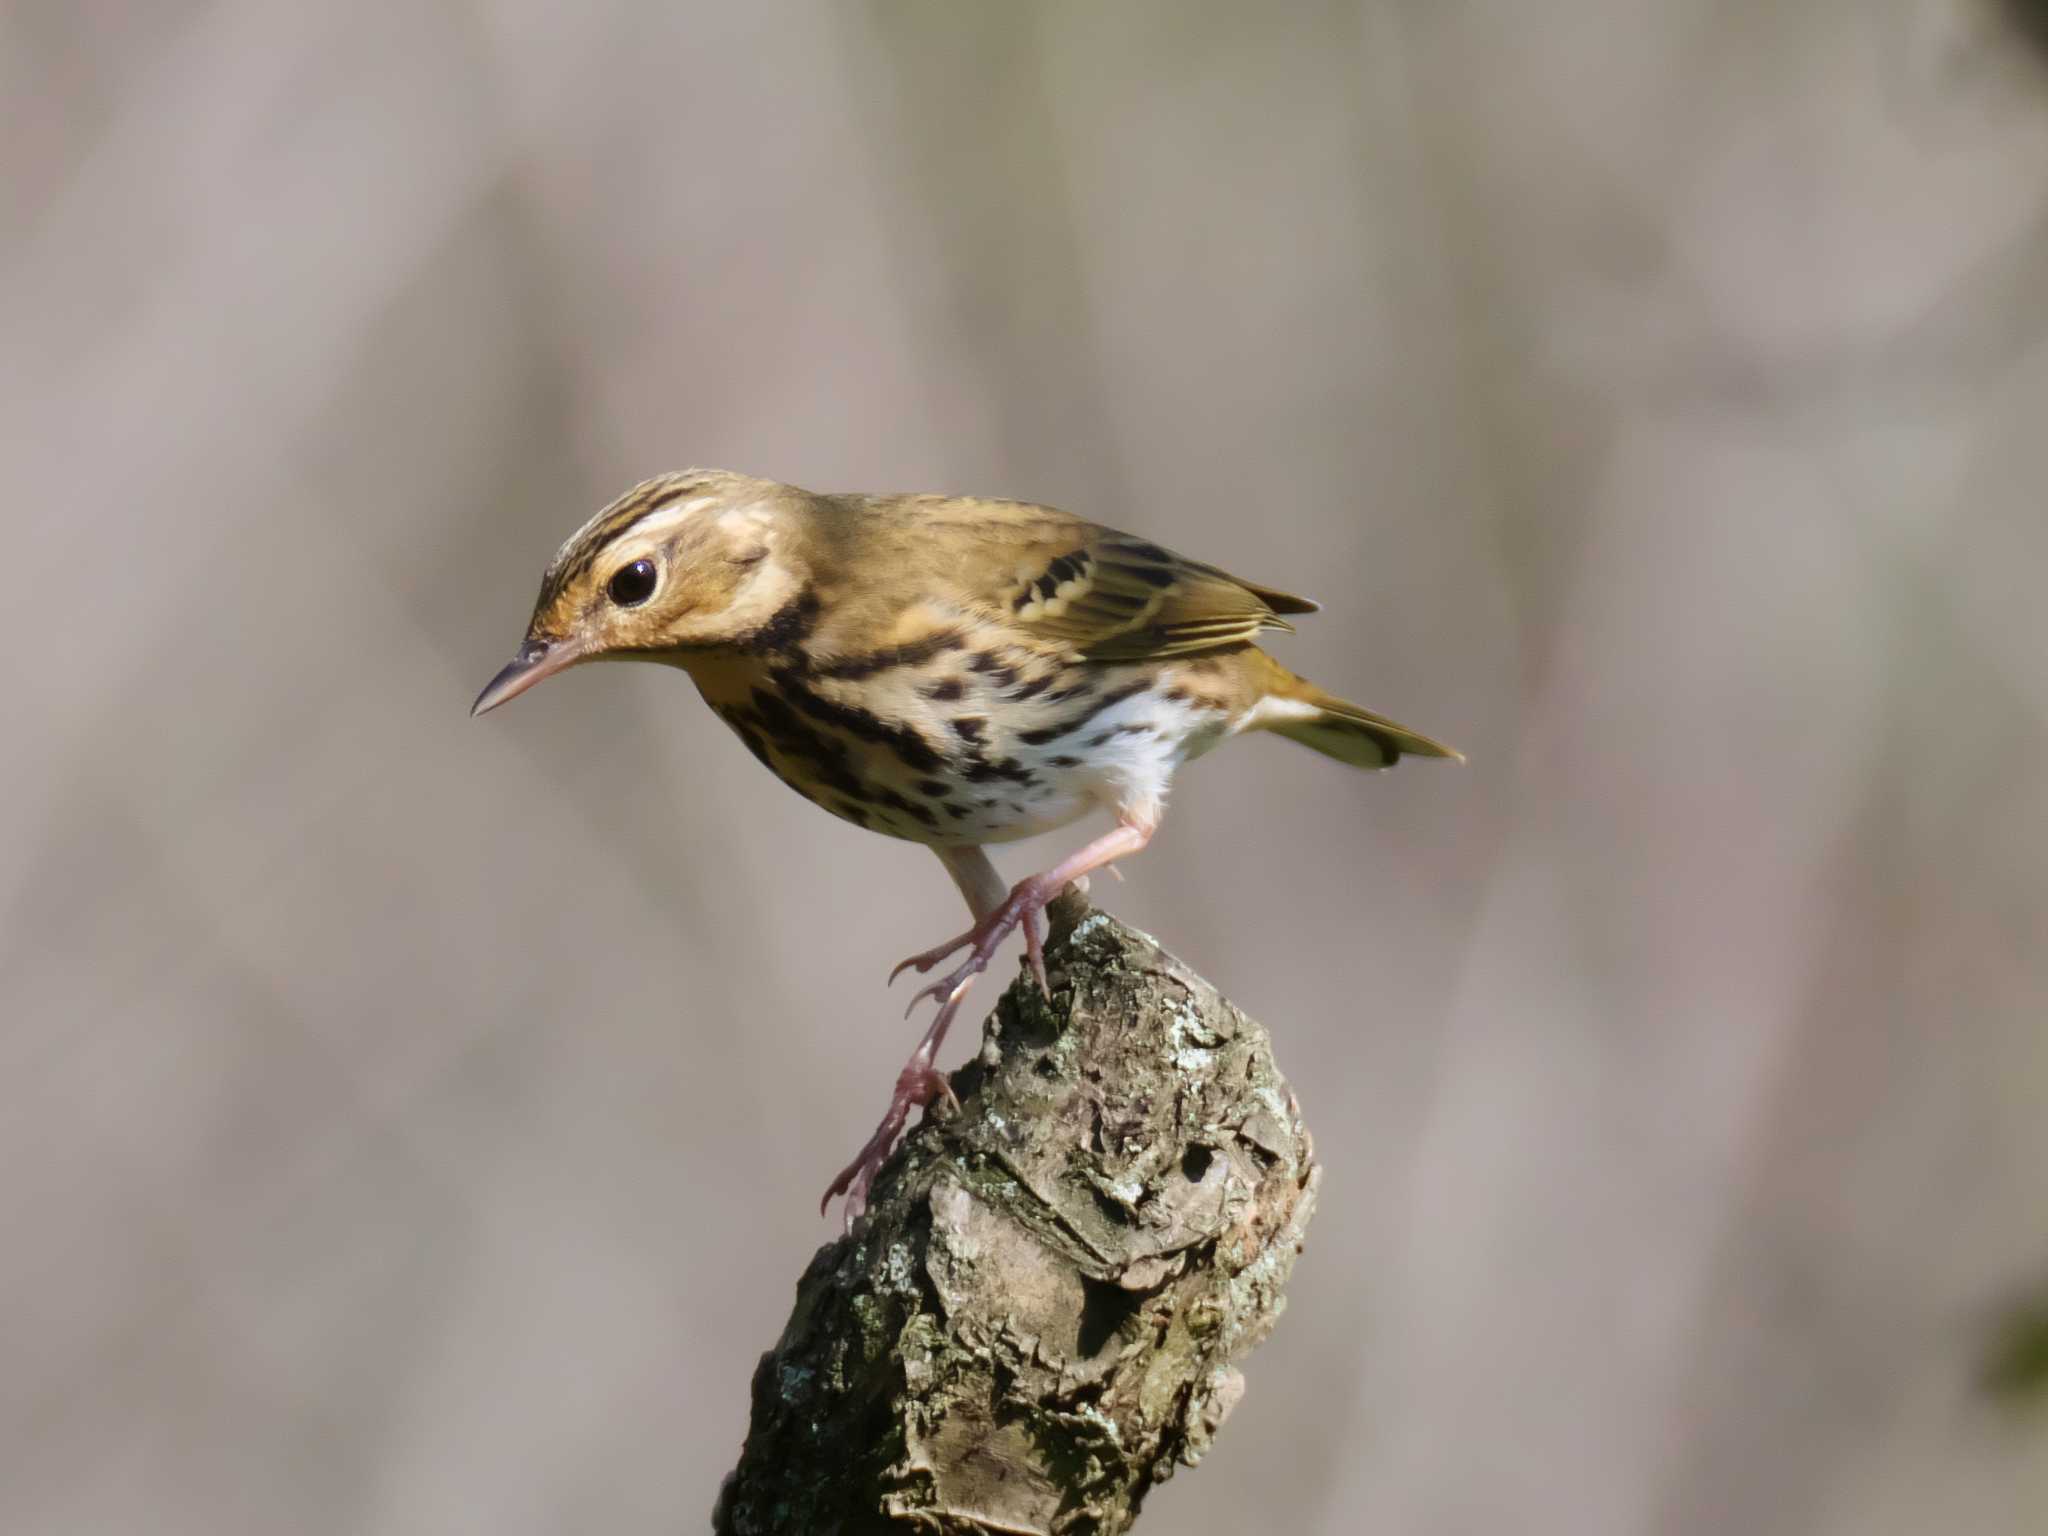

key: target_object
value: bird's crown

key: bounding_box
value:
[479,468,815,712]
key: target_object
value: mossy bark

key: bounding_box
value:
[713,890,1320,1535]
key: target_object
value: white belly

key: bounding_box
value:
[965,682,1232,843]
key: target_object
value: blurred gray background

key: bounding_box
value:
[6,2,2048,1532]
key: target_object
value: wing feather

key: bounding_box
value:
[981,520,1316,660]
[850,494,1320,661]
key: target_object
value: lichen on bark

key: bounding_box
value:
[713,889,1320,1535]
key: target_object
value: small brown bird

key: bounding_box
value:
[473,469,1458,1220]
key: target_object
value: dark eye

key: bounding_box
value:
[607,559,657,607]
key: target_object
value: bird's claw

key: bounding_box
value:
[903,969,975,1020]
[834,888,1058,1228]
[1022,912,1050,998]
[888,928,973,986]
[820,1057,957,1229]
[889,905,1051,1001]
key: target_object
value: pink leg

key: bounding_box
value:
[934,843,1006,924]
[920,844,1046,994]
[890,821,1153,1011]
[818,845,1000,1224]
[822,823,1155,1227]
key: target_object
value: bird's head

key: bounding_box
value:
[471,469,812,716]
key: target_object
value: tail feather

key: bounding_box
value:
[1251,674,1462,771]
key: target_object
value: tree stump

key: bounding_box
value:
[714,889,1320,1535]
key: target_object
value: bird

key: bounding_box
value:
[472,469,1460,1222]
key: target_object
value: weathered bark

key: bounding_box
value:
[713,889,1320,1535]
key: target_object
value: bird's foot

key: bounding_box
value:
[828,886,1059,1228]
[889,886,1053,1004]
[820,1052,958,1230]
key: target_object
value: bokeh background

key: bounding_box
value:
[7,2,2048,1531]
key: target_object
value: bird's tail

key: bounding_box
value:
[1249,661,1462,770]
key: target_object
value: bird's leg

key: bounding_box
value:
[818,1000,965,1225]
[822,845,1005,1226]
[927,843,1045,993]
[893,819,1155,1017]
[823,828,1151,1227]
[934,843,1008,926]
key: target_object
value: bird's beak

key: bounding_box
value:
[470,636,583,717]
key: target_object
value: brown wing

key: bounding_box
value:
[927,503,1318,661]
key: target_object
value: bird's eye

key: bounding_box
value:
[607,559,658,607]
